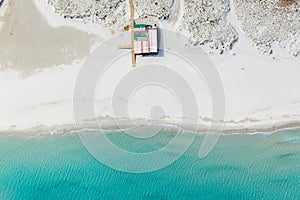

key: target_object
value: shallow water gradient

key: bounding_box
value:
[0,130,300,199]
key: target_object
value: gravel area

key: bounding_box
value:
[182,0,238,54]
[234,0,300,56]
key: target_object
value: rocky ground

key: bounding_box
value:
[133,0,175,20]
[47,0,128,33]
[182,0,238,54]
[234,0,300,56]
[47,0,176,31]
[46,0,300,56]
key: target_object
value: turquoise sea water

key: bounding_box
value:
[0,130,300,199]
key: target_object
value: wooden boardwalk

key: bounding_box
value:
[129,0,136,67]
[117,0,136,67]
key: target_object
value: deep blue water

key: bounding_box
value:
[0,130,300,199]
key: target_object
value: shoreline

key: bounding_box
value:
[2,117,300,137]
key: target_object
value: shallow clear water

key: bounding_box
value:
[0,130,300,199]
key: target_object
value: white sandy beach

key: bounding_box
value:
[1,0,300,134]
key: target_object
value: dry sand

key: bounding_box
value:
[0,0,98,74]
[1,0,300,135]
